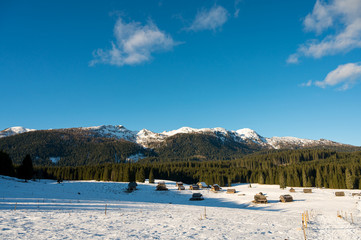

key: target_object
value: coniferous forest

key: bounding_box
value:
[1,149,360,189]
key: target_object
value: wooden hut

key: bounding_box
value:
[127,182,137,191]
[335,191,345,197]
[289,188,296,193]
[189,185,200,190]
[156,181,168,191]
[352,192,361,197]
[176,182,185,190]
[197,182,209,189]
[211,184,221,192]
[226,189,236,194]
[189,193,204,201]
[253,192,267,204]
[280,194,293,203]
[303,188,312,193]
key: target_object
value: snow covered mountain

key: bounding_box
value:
[0,126,35,138]
[0,125,351,150]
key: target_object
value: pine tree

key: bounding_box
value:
[345,168,354,189]
[123,166,130,182]
[302,168,307,187]
[279,171,286,189]
[0,151,14,177]
[18,154,34,181]
[149,169,154,183]
[136,168,145,183]
[258,173,264,184]
[316,168,322,188]
[227,175,232,187]
[103,167,109,181]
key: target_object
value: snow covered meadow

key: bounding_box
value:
[1,176,360,239]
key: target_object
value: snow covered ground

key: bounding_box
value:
[0,176,360,239]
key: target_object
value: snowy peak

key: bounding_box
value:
[265,136,343,150]
[82,125,137,142]
[0,126,35,138]
[136,129,166,148]
[0,124,353,150]
[234,128,267,144]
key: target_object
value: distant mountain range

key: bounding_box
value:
[0,125,359,165]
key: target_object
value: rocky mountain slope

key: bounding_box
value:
[0,125,358,165]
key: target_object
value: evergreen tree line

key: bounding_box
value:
[1,149,361,189]
[0,151,34,181]
[33,150,361,189]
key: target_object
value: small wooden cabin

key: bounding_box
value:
[176,182,185,190]
[211,184,221,192]
[280,194,293,203]
[189,193,204,201]
[253,192,267,204]
[189,185,200,190]
[226,189,236,194]
[289,188,296,193]
[127,182,137,191]
[303,188,312,193]
[352,192,361,197]
[335,191,345,197]
[197,182,208,189]
[156,181,168,191]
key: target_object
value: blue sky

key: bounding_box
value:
[1,0,361,146]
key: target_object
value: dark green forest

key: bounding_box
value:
[2,149,360,189]
[1,130,359,166]
[0,130,155,165]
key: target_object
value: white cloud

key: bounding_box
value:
[288,0,361,63]
[300,80,313,87]
[90,18,177,66]
[234,0,242,18]
[315,62,361,90]
[187,5,229,32]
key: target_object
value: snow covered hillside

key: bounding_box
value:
[0,126,35,138]
[0,125,351,150]
[0,176,360,239]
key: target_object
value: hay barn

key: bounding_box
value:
[197,182,208,189]
[303,188,312,193]
[156,181,168,191]
[226,189,236,194]
[280,194,293,203]
[211,184,221,192]
[189,185,200,190]
[253,192,267,204]
[189,193,204,201]
[127,182,137,191]
[335,191,345,196]
[289,188,296,192]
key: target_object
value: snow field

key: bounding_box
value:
[0,176,360,239]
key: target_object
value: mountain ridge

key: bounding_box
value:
[1,125,358,165]
[0,124,354,149]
